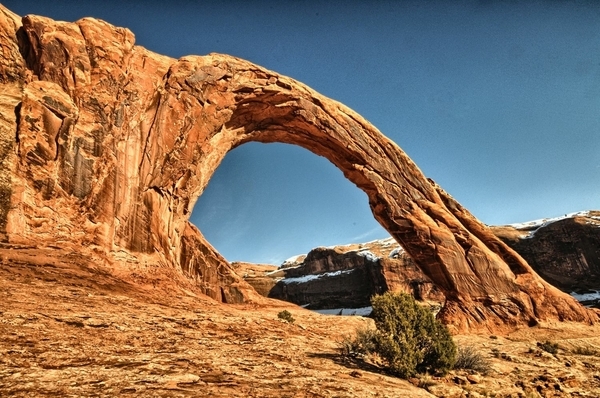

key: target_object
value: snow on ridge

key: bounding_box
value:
[356,250,380,262]
[389,247,404,259]
[280,269,356,284]
[281,254,303,266]
[265,264,300,276]
[505,211,600,239]
[507,211,591,230]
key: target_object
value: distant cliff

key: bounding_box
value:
[492,211,600,291]
[239,238,443,310]
[248,211,600,310]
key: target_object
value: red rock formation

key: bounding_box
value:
[0,6,594,331]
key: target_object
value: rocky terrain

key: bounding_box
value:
[0,4,593,331]
[3,244,600,397]
[3,5,600,397]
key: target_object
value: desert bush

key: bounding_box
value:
[369,292,456,378]
[277,310,295,323]
[537,340,559,354]
[453,345,492,374]
[338,326,378,358]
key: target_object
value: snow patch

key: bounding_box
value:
[356,250,380,262]
[571,290,600,303]
[389,247,404,259]
[313,306,373,316]
[280,269,356,284]
[281,254,303,267]
[265,265,300,276]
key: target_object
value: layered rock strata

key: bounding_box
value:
[0,5,594,331]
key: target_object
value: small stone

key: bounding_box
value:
[84,318,109,327]
[453,375,469,385]
[162,373,200,385]
[467,374,481,384]
[408,377,420,387]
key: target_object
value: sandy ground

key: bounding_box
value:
[1,245,600,397]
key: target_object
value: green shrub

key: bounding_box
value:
[370,292,456,378]
[537,340,559,354]
[454,345,491,374]
[338,326,378,358]
[277,310,295,323]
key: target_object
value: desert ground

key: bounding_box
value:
[2,245,600,398]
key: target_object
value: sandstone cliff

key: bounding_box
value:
[267,238,444,310]
[492,211,600,292]
[262,211,600,312]
[0,5,593,331]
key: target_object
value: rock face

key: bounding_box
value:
[492,211,600,292]
[0,6,594,331]
[267,239,444,310]
[230,262,278,297]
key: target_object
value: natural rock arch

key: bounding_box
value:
[0,6,594,332]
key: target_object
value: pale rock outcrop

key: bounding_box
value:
[0,5,594,331]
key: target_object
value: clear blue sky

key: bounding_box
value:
[7,1,600,264]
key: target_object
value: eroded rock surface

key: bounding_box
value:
[230,262,278,297]
[7,245,600,397]
[0,5,594,331]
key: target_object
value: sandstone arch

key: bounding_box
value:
[0,7,594,332]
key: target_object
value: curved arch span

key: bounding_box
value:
[134,54,592,331]
[8,12,594,332]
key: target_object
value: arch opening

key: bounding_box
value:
[191,142,387,265]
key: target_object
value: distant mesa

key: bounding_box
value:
[0,5,594,332]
